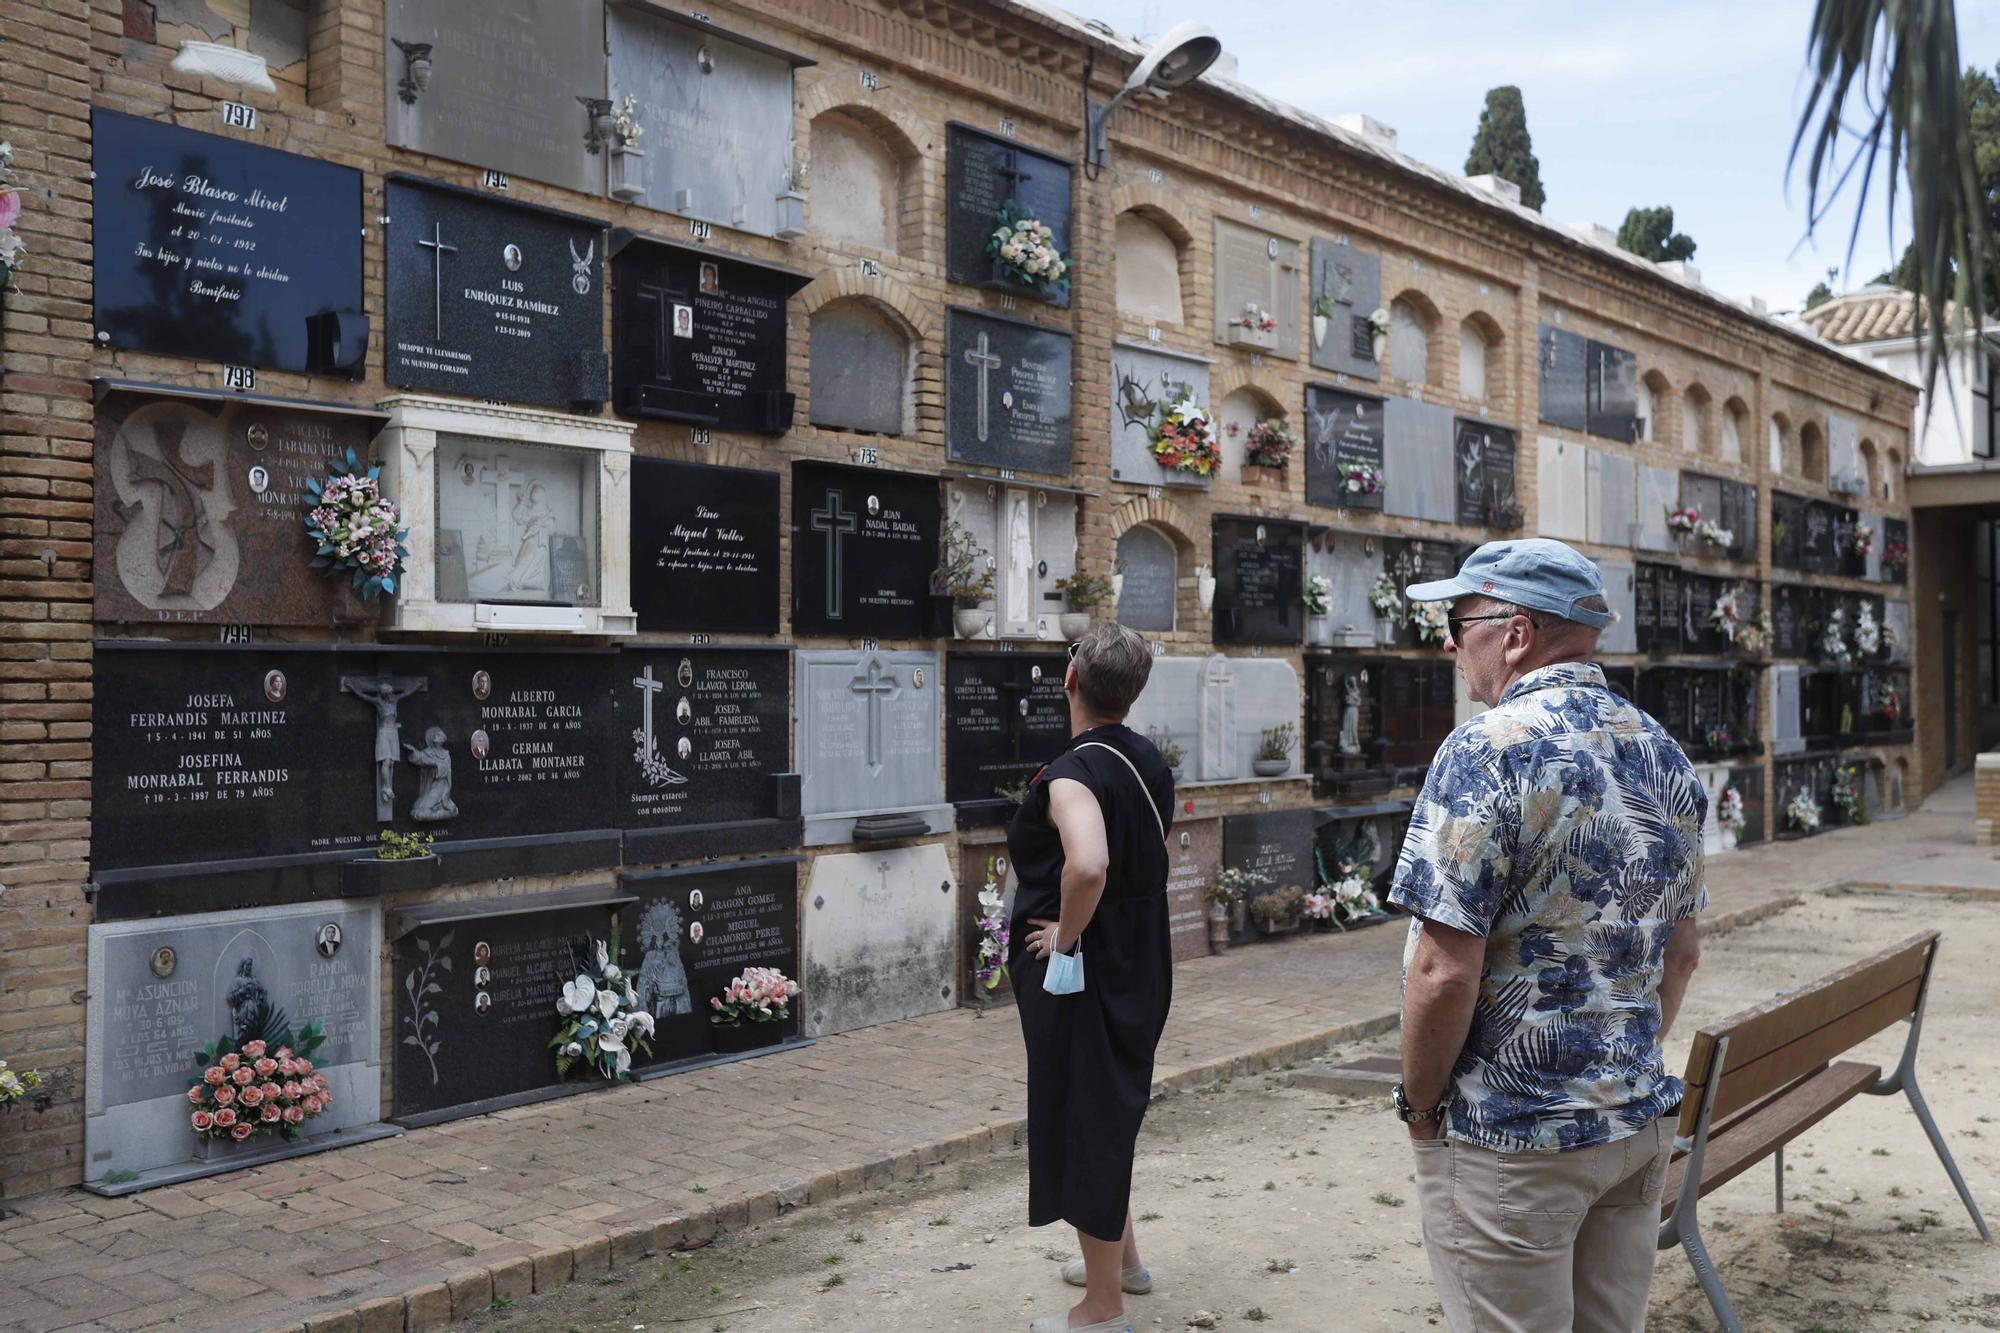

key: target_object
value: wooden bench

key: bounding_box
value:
[1659,931,1990,1331]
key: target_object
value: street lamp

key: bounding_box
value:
[1085,21,1223,171]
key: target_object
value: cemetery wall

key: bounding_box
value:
[0,0,1917,1195]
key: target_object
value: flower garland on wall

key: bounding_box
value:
[987,199,1069,295]
[1243,418,1295,469]
[305,448,408,601]
[552,941,655,1082]
[1147,389,1221,476]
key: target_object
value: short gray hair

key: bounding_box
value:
[1073,622,1153,719]
[1483,594,1609,632]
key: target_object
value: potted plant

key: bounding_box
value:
[1242,419,1295,487]
[343,828,439,895]
[972,858,1011,1003]
[775,153,809,240]
[1368,573,1403,645]
[1248,883,1306,936]
[1207,867,1267,951]
[1366,306,1390,363]
[553,938,656,1081]
[1055,569,1113,640]
[1149,728,1186,783]
[1227,301,1279,349]
[934,519,994,639]
[1253,723,1295,777]
[187,1024,331,1159]
[709,966,800,1055]
[1311,291,1339,349]
[609,95,646,201]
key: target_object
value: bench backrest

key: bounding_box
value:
[1677,931,1935,1135]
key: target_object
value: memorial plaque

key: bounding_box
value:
[1223,809,1317,943]
[1302,653,1456,784]
[1719,479,1758,562]
[1213,220,1302,357]
[1304,385,1385,511]
[1802,501,1839,574]
[611,233,812,434]
[1885,599,1913,663]
[1884,516,1910,584]
[1599,559,1637,655]
[1587,339,1639,442]
[945,652,1069,824]
[1632,563,1660,650]
[1828,413,1866,494]
[384,177,607,410]
[803,843,957,1034]
[621,858,803,1072]
[391,890,625,1121]
[1165,817,1222,964]
[85,900,382,1189]
[1383,396,1456,522]
[796,648,949,846]
[946,308,1075,475]
[1308,238,1383,379]
[1379,659,1457,771]
[945,477,1079,641]
[1115,525,1178,632]
[1379,538,1456,649]
[1730,764,1766,846]
[1315,807,1407,896]
[1588,449,1637,547]
[384,0,606,196]
[1537,324,1589,432]
[1124,654,1300,786]
[1835,508,1867,579]
[790,460,941,638]
[92,109,365,377]
[1772,584,1804,658]
[1636,465,1679,552]
[1771,491,1807,571]
[629,458,780,634]
[1110,342,1213,488]
[1680,472,1724,535]
[434,434,602,608]
[1212,516,1306,646]
[618,647,796,863]
[1454,419,1519,528]
[1320,530,1387,649]
[607,6,810,235]
[1539,436,1589,541]
[946,124,1073,306]
[94,389,377,627]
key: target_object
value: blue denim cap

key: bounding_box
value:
[1404,538,1614,628]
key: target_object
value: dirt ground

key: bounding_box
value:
[460,890,2000,1333]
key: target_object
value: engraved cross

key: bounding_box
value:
[809,489,860,619]
[849,656,901,769]
[633,664,664,749]
[416,221,458,340]
[962,332,1004,442]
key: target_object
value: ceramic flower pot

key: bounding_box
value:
[1252,757,1290,777]
[1229,325,1279,351]
[1371,332,1387,364]
[954,607,990,639]
[1206,902,1231,955]
[1255,916,1298,938]
[1311,313,1329,348]
[1059,611,1091,640]
[775,189,807,240]
[610,146,647,201]
[1375,615,1399,646]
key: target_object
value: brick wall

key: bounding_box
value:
[0,0,1919,1195]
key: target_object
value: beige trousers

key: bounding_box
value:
[1412,1116,1674,1333]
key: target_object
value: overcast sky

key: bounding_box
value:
[1072,0,2000,315]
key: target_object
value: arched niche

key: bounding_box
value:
[1639,370,1670,443]
[1680,384,1712,455]
[1860,438,1881,497]
[808,297,914,435]
[1215,385,1283,485]
[1114,523,1180,632]
[1721,397,1748,464]
[1800,421,1827,485]
[1458,313,1501,404]
[1115,210,1185,324]
[1769,412,1791,473]
[809,109,906,253]
[1388,292,1437,386]
[1884,448,1902,502]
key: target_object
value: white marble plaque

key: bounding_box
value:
[802,843,956,1036]
[1599,558,1637,655]
[1828,414,1866,494]
[1124,653,1301,786]
[1587,449,1637,547]
[1636,465,1680,552]
[1383,396,1455,522]
[1213,220,1301,358]
[1770,665,1803,755]
[1307,530,1382,648]
[796,649,950,845]
[945,481,1078,641]
[1535,436,1588,541]
[1110,342,1213,488]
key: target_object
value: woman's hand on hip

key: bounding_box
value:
[1025,918,1068,959]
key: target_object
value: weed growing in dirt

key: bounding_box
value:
[845,1230,864,1245]
[820,1273,845,1291]
[1139,1211,1162,1222]
[1245,1309,1269,1322]
[928,1215,952,1227]
[1373,1191,1404,1207]
[823,1253,843,1266]
[1895,1211,1943,1233]
[1264,1257,1295,1273]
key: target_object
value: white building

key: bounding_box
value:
[1798,286,1998,466]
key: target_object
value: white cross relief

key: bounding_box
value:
[849,656,901,770]
[962,332,1004,443]
[633,664,664,750]
[476,456,524,555]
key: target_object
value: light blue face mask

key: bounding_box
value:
[1043,944,1085,995]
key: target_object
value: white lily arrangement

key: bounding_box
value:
[1330,874,1382,925]
[1853,601,1882,657]
[1786,788,1822,833]
[1368,572,1404,620]
[552,938,655,1082]
[1820,607,1855,667]
[1303,573,1331,616]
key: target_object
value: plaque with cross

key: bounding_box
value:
[795,648,948,846]
[945,124,1074,306]
[945,308,1074,475]
[790,461,942,638]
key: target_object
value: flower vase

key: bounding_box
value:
[1252,757,1289,777]
[1307,613,1330,646]
[1375,615,1398,646]
[1311,313,1329,348]
[193,1132,268,1163]
[1371,332,1387,364]
[1111,573,1125,603]
[954,607,990,639]
[775,189,807,241]
[1197,567,1217,613]
[1255,916,1297,938]
[711,1020,783,1056]
[609,145,646,202]
[1059,611,1091,640]
[1206,902,1230,955]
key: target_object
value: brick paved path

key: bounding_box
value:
[0,781,1983,1333]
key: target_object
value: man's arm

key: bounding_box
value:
[1658,917,1701,1041]
[1400,918,1486,1139]
[1047,777,1109,954]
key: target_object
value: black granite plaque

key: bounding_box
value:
[1454,419,1518,527]
[390,892,625,1122]
[1223,808,1317,944]
[92,109,366,377]
[1656,565,1686,651]
[630,458,780,634]
[1772,491,1807,571]
[1587,339,1638,442]
[945,124,1073,307]
[383,176,607,410]
[1537,324,1589,432]
[617,647,797,862]
[1212,516,1306,646]
[1380,539,1457,648]
[1772,584,1803,658]
[790,461,941,638]
[1380,659,1456,769]
[1884,516,1909,584]
[621,858,803,1072]
[1802,501,1839,575]
[944,653,1069,825]
[945,308,1074,475]
[1633,564,1660,650]
[1682,573,1729,655]
[1730,764,1766,845]
[1835,509,1867,579]
[610,232,811,434]
[1680,472,1725,532]
[1304,385,1386,511]
[1303,654,1450,788]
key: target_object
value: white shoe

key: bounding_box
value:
[1059,1258,1153,1294]
[1029,1317,1134,1333]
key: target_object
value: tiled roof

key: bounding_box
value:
[1798,286,1957,345]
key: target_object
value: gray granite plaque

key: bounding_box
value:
[1308,238,1382,379]
[796,649,950,846]
[1636,465,1679,552]
[1538,324,1589,432]
[1383,396,1455,522]
[1114,524,1178,632]
[1538,436,1588,541]
[1305,384,1386,511]
[1599,558,1638,655]
[1885,599,1912,663]
[385,0,606,196]
[802,843,957,1035]
[85,900,384,1191]
[1213,220,1301,358]
[1123,653,1301,785]
[1828,413,1866,494]
[1307,529,1383,648]
[1770,666,1804,755]
[1588,449,1637,547]
[810,300,909,435]
[947,308,1074,476]
[607,7,809,235]
[1110,342,1213,488]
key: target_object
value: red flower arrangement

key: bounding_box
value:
[1147,391,1222,477]
[1884,539,1909,574]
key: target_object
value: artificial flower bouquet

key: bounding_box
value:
[1410,599,1451,646]
[1230,302,1277,332]
[711,967,801,1025]
[1367,573,1404,620]
[1884,539,1909,575]
[988,200,1069,294]
[1341,463,1383,496]
[1303,573,1331,616]
[1244,418,1296,469]
[305,448,408,601]
[1693,518,1734,548]
[1665,505,1701,537]
[552,939,655,1082]
[1831,765,1870,826]
[975,858,1010,993]
[1786,788,1822,833]
[1147,391,1221,476]
[1718,784,1746,840]
[0,1058,42,1110]
[187,1029,330,1144]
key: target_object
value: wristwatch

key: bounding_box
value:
[1391,1082,1447,1125]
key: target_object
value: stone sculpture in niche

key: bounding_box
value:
[341,672,429,821]
[634,898,693,1018]
[225,956,272,1044]
[1339,672,1364,756]
[403,726,458,822]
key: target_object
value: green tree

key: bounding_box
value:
[1872,64,2000,303]
[1465,86,1546,212]
[1794,0,1991,392]
[1616,206,1698,263]
[1804,266,1840,310]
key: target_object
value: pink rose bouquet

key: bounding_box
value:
[188,1022,329,1145]
[709,966,801,1026]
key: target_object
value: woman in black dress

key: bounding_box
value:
[1011,623,1175,1333]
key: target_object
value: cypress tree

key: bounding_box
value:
[1464,86,1546,212]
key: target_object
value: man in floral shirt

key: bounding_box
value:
[1389,538,1706,1333]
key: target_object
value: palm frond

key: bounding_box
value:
[1792,0,1987,398]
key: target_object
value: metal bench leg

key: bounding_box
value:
[1677,1204,1745,1333]
[1659,1033,1745,1332]
[1774,1144,1784,1213]
[1903,1074,1992,1241]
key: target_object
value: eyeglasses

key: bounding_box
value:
[1446,613,1516,644]
[1067,641,1081,660]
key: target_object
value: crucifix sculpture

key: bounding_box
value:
[809,489,859,620]
[848,656,901,770]
[416,221,458,340]
[342,672,429,821]
[962,332,1004,443]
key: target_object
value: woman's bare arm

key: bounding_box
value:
[1046,776,1108,953]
